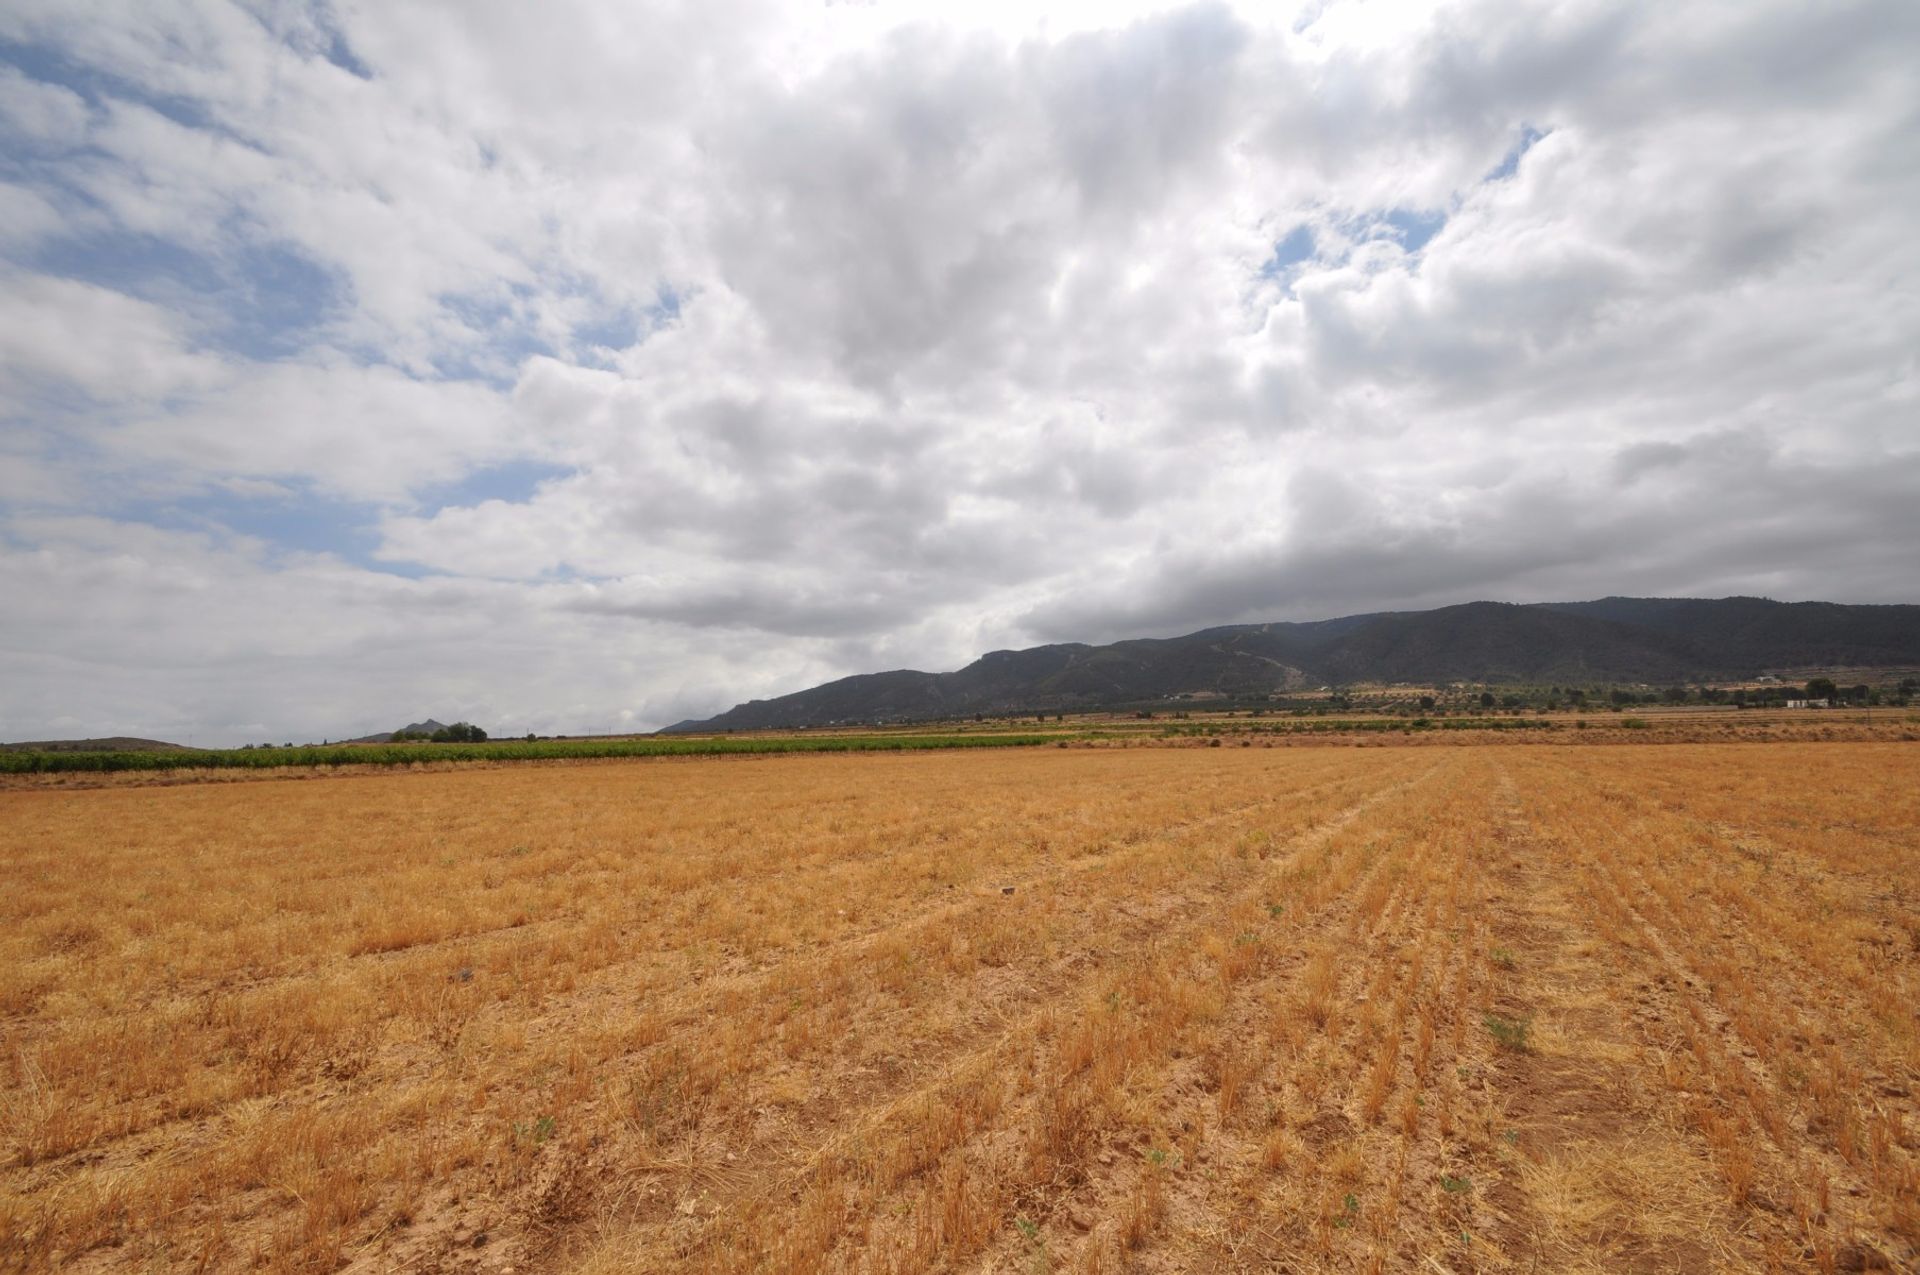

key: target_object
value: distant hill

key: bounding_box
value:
[0,736,191,752]
[664,597,1920,732]
[342,719,449,744]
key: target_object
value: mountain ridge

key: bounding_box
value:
[0,736,191,753]
[663,597,1920,732]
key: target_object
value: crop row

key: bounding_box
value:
[0,732,1059,774]
[1160,717,1561,737]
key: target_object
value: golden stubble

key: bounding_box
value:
[0,740,1915,1273]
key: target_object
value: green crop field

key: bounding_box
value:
[0,732,1062,774]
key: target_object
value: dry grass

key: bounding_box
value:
[1,741,1915,1273]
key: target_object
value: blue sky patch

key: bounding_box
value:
[571,307,643,353]
[1258,224,1317,297]
[1260,224,1316,279]
[1,37,221,134]
[570,285,684,362]
[417,459,571,513]
[1486,125,1548,182]
[3,44,348,363]
[22,227,345,361]
[119,480,385,566]
[316,24,372,80]
[113,463,568,577]
[430,291,555,387]
[1382,208,1447,253]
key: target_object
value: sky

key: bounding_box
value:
[2,0,1918,744]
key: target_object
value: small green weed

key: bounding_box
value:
[512,1114,557,1147]
[1014,1214,1047,1273]
[1483,1014,1532,1052]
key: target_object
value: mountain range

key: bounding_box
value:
[664,597,1920,732]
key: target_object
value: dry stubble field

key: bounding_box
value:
[2,741,1917,1273]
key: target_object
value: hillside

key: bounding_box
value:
[665,597,1920,731]
[0,736,190,753]
[341,720,450,744]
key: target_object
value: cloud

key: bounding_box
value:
[1019,438,1920,643]
[0,272,226,405]
[0,63,91,146]
[1,0,1916,741]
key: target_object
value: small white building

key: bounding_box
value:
[1785,698,1831,709]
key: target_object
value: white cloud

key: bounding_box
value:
[0,273,226,404]
[0,63,91,145]
[113,360,527,503]
[0,0,1916,741]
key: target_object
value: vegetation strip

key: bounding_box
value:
[0,733,1061,774]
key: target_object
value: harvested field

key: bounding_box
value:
[2,742,1916,1273]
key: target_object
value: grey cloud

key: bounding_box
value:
[706,5,1254,392]
[567,579,932,640]
[1035,5,1252,215]
[1019,445,1920,645]
[1611,440,1689,484]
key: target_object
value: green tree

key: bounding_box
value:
[1805,678,1838,701]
